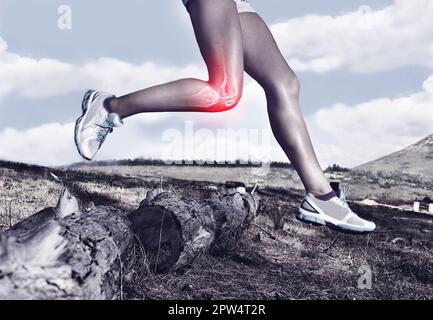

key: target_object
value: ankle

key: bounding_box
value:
[103,97,119,114]
[308,186,334,198]
[311,190,337,201]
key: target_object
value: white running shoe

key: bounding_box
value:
[74,90,123,161]
[296,190,376,234]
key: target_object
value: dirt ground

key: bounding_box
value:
[1,161,432,299]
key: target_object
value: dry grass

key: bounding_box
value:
[0,169,61,231]
[1,161,433,299]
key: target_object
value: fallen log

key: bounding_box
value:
[0,186,259,299]
[129,189,260,273]
[0,188,131,300]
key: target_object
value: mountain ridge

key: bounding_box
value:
[355,134,433,177]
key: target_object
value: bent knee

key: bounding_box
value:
[288,73,300,96]
[280,73,300,98]
[219,84,243,110]
[215,89,243,112]
[207,79,243,112]
[266,71,300,100]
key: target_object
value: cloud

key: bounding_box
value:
[0,36,206,99]
[1,0,433,102]
[1,1,433,168]
[0,122,77,166]
[0,74,287,166]
[271,0,433,73]
[3,74,433,170]
[309,74,433,167]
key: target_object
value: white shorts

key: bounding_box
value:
[182,0,255,14]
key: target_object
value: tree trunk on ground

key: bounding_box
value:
[129,189,260,273]
[0,186,259,299]
[0,188,131,300]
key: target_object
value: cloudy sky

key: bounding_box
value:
[1,0,432,167]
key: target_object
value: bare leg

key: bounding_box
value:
[239,13,332,195]
[102,1,330,195]
[106,0,244,118]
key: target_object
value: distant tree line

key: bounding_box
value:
[1,158,296,173]
[71,158,295,169]
[325,164,351,173]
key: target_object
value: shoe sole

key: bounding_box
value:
[296,208,375,234]
[74,89,97,161]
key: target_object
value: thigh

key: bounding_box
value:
[187,0,244,87]
[239,13,297,91]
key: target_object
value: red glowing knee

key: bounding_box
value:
[207,74,240,111]
[192,83,239,111]
[216,77,238,109]
[189,57,242,111]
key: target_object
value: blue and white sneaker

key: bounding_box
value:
[74,90,123,161]
[296,188,376,234]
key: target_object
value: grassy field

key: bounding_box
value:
[1,160,433,299]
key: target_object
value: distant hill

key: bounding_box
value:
[0,160,52,176]
[355,134,433,178]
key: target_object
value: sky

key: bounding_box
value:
[0,0,433,168]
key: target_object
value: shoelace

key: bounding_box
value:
[96,118,115,143]
[333,185,350,209]
[335,196,350,209]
